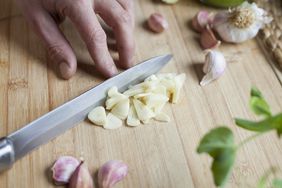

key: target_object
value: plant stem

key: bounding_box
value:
[236,132,265,150]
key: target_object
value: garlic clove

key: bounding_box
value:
[147,13,169,33]
[154,112,170,122]
[200,50,226,86]
[88,106,107,126]
[192,10,210,33]
[200,26,221,50]
[104,113,123,130]
[127,105,141,127]
[98,160,128,188]
[51,156,80,185]
[111,98,130,120]
[68,162,94,188]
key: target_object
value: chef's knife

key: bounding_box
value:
[0,54,172,172]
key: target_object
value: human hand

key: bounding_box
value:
[16,0,135,79]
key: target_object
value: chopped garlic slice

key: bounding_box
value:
[171,73,186,103]
[88,106,107,126]
[104,113,122,130]
[154,112,170,122]
[127,105,140,127]
[88,73,186,129]
[111,98,130,120]
[105,93,128,110]
[132,99,155,122]
[108,86,119,97]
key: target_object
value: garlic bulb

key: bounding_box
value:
[200,50,226,86]
[213,2,272,43]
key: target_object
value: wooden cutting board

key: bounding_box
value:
[0,0,282,187]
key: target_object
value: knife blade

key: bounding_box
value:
[0,54,172,172]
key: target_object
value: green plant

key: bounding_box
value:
[197,87,282,187]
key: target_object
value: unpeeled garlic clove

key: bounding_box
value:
[192,10,213,32]
[51,156,80,185]
[68,162,94,188]
[200,26,221,50]
[147,13,169,33]
[200,50,226,86]
[98,160,128,188]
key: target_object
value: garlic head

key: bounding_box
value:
[213,2,273,43]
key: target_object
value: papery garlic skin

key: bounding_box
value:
[51,156,80,185]
[98,160,128,188]
[200,50,226,86]
[213,2,272,43]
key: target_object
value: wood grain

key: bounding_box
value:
[0,0,281,187]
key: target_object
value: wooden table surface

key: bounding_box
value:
[0,0,282,187]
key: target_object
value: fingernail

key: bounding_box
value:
[59,62,72,80]
[109,65,118,77]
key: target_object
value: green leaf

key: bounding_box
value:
[257,167,276,188]
[273,179,282,188]
[250,97,272,117]
[250,87,271,117]
[251,87,263,98]
[212,148,236,187]
[235,113,282,136]
[197,127,236,187]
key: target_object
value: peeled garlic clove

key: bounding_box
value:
[171,73,186,103]
[88,106,107,126]
[154,112,170,122]
[132,99,155,122]
[104,113,123,130]
[111,98,130,120]
[192,10,210,32]
[200,50,226,86]
[127,105,141,127]
[200,26,221,50]
[51,156,80,185]
[147,13,169,33]
[98,160,128,188]
[68,162,93,188]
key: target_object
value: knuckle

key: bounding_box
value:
[87,28,107,48]
[47,44,65,62]
[117,11,132,25]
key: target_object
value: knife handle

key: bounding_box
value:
[0,137,15,172]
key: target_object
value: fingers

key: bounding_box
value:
[96,0,135,69]
[23,7,76,79]
[60,2,118,78]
